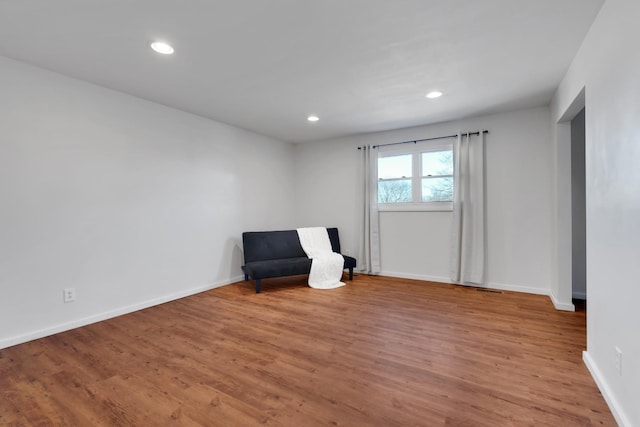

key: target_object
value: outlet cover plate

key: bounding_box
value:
[63,288,76,303]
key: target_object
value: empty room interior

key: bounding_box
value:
[1,1,638,426]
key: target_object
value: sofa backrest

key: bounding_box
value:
[243,227,342,263]
[326,228,342,253]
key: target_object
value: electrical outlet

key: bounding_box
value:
[344,249,351,255]
[615,347,622,376]
[63,288,76,303]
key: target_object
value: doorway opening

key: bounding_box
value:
[570,108,587,303]
[554,86,586,311]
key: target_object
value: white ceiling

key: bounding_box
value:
[0,0,603,143]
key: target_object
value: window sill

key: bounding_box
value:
[378,202,453,212]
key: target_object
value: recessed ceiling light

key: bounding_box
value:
[307,115,320,122]
[150,41,174,55]
[426,91,443,99]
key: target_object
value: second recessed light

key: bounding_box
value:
[150,41,174,55]
[307,115,320,122]
[426,91,443,99]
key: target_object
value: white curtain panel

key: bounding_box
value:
[450,132,486,284]
[357,145,381,274]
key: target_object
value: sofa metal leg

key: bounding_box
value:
[244,273,249,281]
[256,279,261,293]
[349,268,353,280]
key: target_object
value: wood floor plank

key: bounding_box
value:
[0,275,615,426]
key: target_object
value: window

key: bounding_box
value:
[421,150,453,202]
[378,154,413,203]
[377,142,454,211]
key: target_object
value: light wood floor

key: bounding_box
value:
[0,275,615,426]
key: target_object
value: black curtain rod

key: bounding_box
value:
[357,130,489,150]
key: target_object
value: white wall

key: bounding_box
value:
[294,106,552,295]
[0,56,296,349]
[551,0,640,424]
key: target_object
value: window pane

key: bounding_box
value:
[379,179,412,203]
[422,150,453,176]
[422,177,453,202]
[378,154,412,179]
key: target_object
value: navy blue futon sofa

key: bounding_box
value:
[241,228,356,293]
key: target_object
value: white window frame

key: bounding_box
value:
[377,141,454,212]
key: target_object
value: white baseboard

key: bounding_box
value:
[378,271,551,297]
[378,270,451,284]
[583,351,631,427]
[550,291,576,311]
[0,275,244,350]
[482,281,550,296]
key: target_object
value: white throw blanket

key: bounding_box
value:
[297,227,345,289]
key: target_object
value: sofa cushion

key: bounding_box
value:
[244,257,312,280]
[244,255,356,280]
